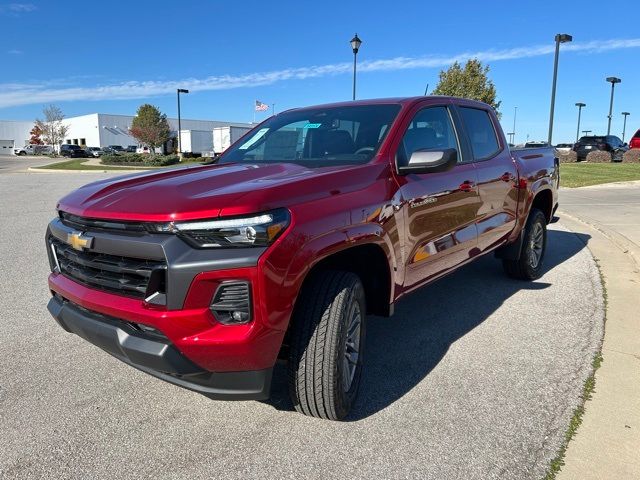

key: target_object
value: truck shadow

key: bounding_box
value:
[264,229,591,420]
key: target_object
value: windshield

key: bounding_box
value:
[218,104,401,167]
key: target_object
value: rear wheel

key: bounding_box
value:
[503,208,547,280]
[288,270,366,420]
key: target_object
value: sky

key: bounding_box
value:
[1,0,638,144]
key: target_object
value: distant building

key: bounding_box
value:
[0,114,251,155]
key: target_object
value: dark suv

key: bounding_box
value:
[60,144,88,158]
[573,135,628,161]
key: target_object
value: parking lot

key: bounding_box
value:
[0,165,604,479]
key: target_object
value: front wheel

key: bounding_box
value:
[503,208,547,280]
[288,270,366,420]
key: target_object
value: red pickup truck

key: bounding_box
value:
[46,96,558,420]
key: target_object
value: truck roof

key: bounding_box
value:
[280,96,491,114]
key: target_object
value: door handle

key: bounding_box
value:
[459,180,475,192]
[500,173,512,182]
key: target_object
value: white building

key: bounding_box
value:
[0,114,251,154]
[0,120,34,155]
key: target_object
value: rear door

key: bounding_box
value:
[455,105,519,252]
[393,101,481,291]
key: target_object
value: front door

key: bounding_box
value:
[394,105,481,291]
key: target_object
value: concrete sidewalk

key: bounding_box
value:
[557,183,640,479]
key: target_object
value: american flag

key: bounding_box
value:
[255,100,269,112]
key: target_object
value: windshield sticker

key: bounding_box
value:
[303,123,322,129]
[239,128,269,150]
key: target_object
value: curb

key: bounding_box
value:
[555,213,640,479]
[27,166,147,174]
[559,210,640,269]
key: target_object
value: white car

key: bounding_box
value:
[14,144,53,156]
[85,147,102,157]
[554,143,573,154]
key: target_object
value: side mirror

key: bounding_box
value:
[397,148,457,175]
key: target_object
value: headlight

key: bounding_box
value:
[150,208,290,248]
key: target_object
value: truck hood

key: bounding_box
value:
[57,162,384,222]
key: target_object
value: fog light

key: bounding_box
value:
[210,281,252,325]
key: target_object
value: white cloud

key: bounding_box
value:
[1,38,639,109]
[7,3,37,12]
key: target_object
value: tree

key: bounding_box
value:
[35,105,69,153]
[431,59,501,117]
[29,124,44,145]
[129,104,171,153]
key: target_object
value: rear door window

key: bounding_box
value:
[459,107,500,160]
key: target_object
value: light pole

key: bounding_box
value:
[606,77,621,135]
[621,112,630,142]
[350,33,362,101]
[548,33,573,144]
[507,132,514,145]
[582,130,592,136]
[575,102,586,142]
[177,88,189,158]
[512,106,518,144]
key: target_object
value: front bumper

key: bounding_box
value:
[48,294,272,400]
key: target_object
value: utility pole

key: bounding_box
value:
[575,102,586,142]
[606,77,621,135]
[548,33,573,144]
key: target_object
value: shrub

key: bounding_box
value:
[622,150,640,163]
[143,154,179,166]
[586,151,611,163]
[558,151,577,163]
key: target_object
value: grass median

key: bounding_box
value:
[34,158,148,171]
[561,163,640,188]
[34,157,205,171]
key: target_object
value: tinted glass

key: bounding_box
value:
[397,106,459,166]
[219,104,401,168]
[459,107,500,159]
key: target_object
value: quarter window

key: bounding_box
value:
[459,107,500,160]
[397,106,459,167]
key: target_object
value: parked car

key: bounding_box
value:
[525,141,551,148]
[554,143,573,154]
[125,145,137,153]
[573,135,628,161]
[107,145,125,153]
[60,144,89,158]
[14,144,53,156]
[85,147,102,158]
[630,129,640,149]
[136,145,162,154]
[45,96,559,420]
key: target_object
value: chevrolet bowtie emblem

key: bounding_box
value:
[67,231,94,251]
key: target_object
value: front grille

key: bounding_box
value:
[49,237,166,299]
[60,211,147,234]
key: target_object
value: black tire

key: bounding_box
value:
[613,150,624,162]
[503,208,547,280]
[288,270,366,420]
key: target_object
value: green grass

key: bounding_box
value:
[34,157,205,171]
[34,158,147,171]
[561,163,640,188]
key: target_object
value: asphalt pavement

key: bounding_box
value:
[0,166,605,479]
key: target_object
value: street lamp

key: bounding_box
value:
[575,102,586,142]
[350,33,362,101]
[582,130,592,136]
[548,33,573,144]
[621,111,630,142]
[512,106,518,144]
[605,77,621,135]
[177,88,189,158]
